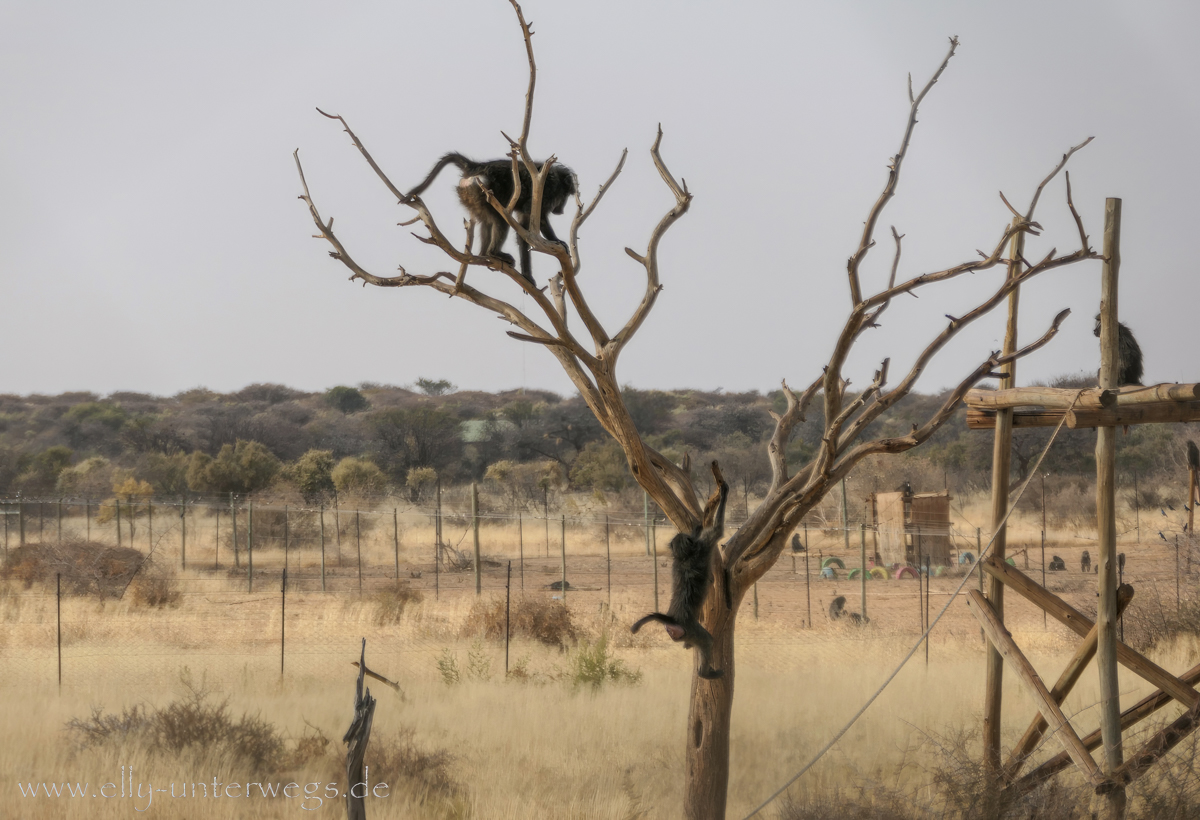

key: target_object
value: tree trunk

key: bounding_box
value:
[684,589,739,819]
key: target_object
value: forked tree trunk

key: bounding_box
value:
[684,610,737,820]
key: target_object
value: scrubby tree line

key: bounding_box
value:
[0,377,1184,508]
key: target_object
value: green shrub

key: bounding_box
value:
[570,634,641,689]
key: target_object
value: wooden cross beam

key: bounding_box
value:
[1011,659,1200,795]
[966,383,1200,411]
[968,400,1200,430]
[966,589,1107,788]
[1002,585,1134,782]
[981,558,1200,710]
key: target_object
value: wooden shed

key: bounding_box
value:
[870,489,952,567]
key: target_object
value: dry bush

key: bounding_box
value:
[66,671,284,771]
[364,728,463,806]
[1047,481,1098,529]
[130,571,181,608]
[373,584,424,625]
[1122,587,1200,652]
[0,539,144,598]
[460,594,579,649]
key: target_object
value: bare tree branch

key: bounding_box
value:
[610,126,692,357]
[845,36,959,308]
[1025,137,1093,221]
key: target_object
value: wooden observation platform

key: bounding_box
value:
[966,199,1200,820]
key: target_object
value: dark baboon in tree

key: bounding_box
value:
[1081,550,1091,574]
[404,153,576,282]
[1093,313,1144,386]
[631,461,730,680]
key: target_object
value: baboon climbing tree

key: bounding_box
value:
[294,4,1103,817]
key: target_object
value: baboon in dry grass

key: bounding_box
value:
[1081,550,1091,574]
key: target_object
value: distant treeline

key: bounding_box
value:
[0,375,1189,510]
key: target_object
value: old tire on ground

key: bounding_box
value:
[822,556,846,570]
[894,566,919,580]
[820,567,838,580]
[959,551,975,565]
[869,567,889,580]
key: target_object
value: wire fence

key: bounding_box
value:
[2,494,1198,692]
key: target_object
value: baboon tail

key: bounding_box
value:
[404,152,474,200]
[630,613,672,634]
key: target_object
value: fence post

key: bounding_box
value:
[644,491,651,556]
[284,505,289,576]
[247,499,254,593]
[281,568,287,679]
[57,573,62,691]
[1041,530,1047,630]
[334,490,341,566]
[3,502,7,558]
[924,555,931,665]
[472,483,481,596]
[319,504,326,592]
[231,493,239,568]
[753,583,759,620]
[860,522,867,622]
[148,498,153,548]
[19,501,25,546]
[355,509,362,597]
[85,499,90,541]
[1177,535,1181,613]
[505,561,512,676]
[57,498,62,543]
[180,497,186,570]
[544,485,550,558]
[652,516,659,612]
[115,499,122,547]
[560,515,567,598]
[518,513,524,591]
[804,521,811,628]
[214,507,220,569]
[393,508,399,581]
[605,513,611,609]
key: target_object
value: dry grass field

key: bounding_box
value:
[3,491,1199,818]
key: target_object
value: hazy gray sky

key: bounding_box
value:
[2,1,1197,398]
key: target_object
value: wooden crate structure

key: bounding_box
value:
[871,490,951,567]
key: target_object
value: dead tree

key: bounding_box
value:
[294,6,1102,818]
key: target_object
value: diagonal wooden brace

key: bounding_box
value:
[1113,699,1200,786]
[966,589,1107,788]
[982,558,1200,710]
[1002,584,1134,782]
[1012,660,1200,795]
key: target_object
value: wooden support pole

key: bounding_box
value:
[983,558,1200,709]
[966,382,1200,410]
[393,508,399,581]
[1097,197,1125,819]
[804,522,812,629]
[560,514,567,598]
[472,483,481,595]
[518,513,524,591]
[319,504,326,592]
[115,499,121,547]
[355,509,362,597]
[984,216,1024,788]
[1004,585,1134,780]
[967,590,1107,788]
